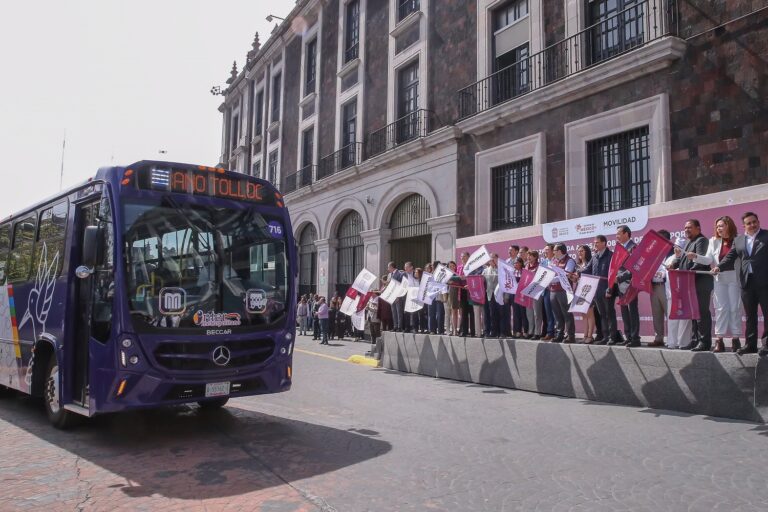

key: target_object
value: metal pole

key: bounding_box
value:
[59,130,66,191]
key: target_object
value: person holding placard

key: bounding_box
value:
[550,244,576,343]
[672,219,713,351]
[525,250,544,339]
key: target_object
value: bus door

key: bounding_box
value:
[72,197,114,407]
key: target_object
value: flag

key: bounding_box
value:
[463,245,491,275]
[404,287,423,313]
[623,230,674,293]
[494,283,505,305]
[465,275,486,304]
[351,268,378,293]
[433,263,455,284]
[568,275,601,314]
[417,271,434,305]
[608,243,629,289]
[520,266,556,301]
[497,260,518,294]
[514,269,535,308]
[351,309,366,331]
[379,278,401,304]
[668,270,700,320]
[340,287,360,316]
[551,265,574,303]
[355,291,373,312]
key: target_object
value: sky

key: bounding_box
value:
[0,0,293,217]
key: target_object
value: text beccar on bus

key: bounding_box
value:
[0,161,297,428]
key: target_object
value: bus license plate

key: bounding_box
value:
[205,382,230,397]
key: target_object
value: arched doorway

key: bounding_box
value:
[390,194,431,268]
[336,211,364,296]
[298,224,317,299]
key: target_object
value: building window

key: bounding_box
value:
[254,90,264,135]
[341,100,357,168]
[588,0,644,65]
[252,160,261,178]
[397,0,420,22]
[491,158,533,231]
[336,211,363,296]
[493,43,529,104]
[587,126,650,214]
[493,0,529,31]
[305,39,317,95]
[344,0,360,63]
[298,224,318,298]
[271,73,282,122]
[302,127,314,168]
[268,150,279,184]
[397,61,419,142]
[231,114,240,150]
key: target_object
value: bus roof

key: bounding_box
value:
[1,160,283,223]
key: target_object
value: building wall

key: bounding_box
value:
[318,0,340,159]
[364,0,389,135]
[280,37,303,177]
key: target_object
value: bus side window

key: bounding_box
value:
[7,216,37,283]
[0,224,10,283]
[35,201,68,278]
[91,195,114,343]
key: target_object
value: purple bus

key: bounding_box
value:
[0,161,296,428]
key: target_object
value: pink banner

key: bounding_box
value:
[608,243,629,289]
[466,275,486,305]
[623,229,674,293]
[668,270,700,320]
[514,269,535,308]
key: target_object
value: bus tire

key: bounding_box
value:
[197,397,229,410]
[43,358,78,429]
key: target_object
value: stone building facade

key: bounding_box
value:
[217,0,768,299]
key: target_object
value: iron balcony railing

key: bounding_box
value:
[282,165,316,194]
[317,142,363,180]
[365,109,435,159]
[457,0,677,120]
[398,0,420,21]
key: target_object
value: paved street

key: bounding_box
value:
[1,334,768,511]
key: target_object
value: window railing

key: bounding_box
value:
[457,0,677,120]
[282,165,316,194]
[398,0,420,21]
[344,43,359,63]
[317,143,363,181]
[365,109,435,159]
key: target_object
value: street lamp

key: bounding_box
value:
[210,86,223,96]
[265,14,285,22]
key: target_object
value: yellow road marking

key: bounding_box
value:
[295,348,380,367]
[295,348,350,363]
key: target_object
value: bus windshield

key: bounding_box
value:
[123,197,288,333]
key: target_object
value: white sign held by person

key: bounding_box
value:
[551,266,575,303]
[568,275,601,314]
[351,268,378,293]
[520,266,556,301]
[404,287,423,313]
[397,274,410,297]
[463,245,492,275]
[379,278,401,304]
[351,309,366,331]
[494,284,505,306]
[432,263,455,284]
[497,260,518,294]
[417,272,434,305]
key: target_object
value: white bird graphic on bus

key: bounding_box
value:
[19,242,59,345]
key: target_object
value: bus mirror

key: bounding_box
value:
[82,226,104,267]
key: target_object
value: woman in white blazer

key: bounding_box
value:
[687,216,742,352]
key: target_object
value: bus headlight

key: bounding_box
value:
[280,347,287,355]
[129,355,139,365]
[121,339,132,348]
[285,332,293,341]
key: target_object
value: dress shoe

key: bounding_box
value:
[607,339,621,346]
[760,347,768,357]
[595,338,608,345]
[625,340,641,347]
[679,342,696,351]
[731,338,741,353]
[541,335,553,341]
[564,336,575,344]
[647,340,665,348]
[583,337,594,344]
[691,343,710,352]
[737,346,758,355]
[552,335,564,343]
[712,338,725,353]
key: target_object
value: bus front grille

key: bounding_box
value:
[153,339,275,371]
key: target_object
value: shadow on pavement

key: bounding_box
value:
[0,396,392,500]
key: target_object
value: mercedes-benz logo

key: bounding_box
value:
[212,346,231,366]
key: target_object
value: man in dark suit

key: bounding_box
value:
[672,219,713,351]
[612,225,640,346]
[715,212,768,355]
[587,235,617,345]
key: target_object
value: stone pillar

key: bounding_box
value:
[360,228,392,286]
[314,238,337,299]
[427,214,460,264]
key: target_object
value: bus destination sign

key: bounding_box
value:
[135,167,274,204]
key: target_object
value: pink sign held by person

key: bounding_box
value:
[465,275,486,305]
[514,269,535,308]
[623,230,674,292]
[668,270,701,320]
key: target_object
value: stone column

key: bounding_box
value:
[360,228,392,286]
[314,238,337,299]
[427,214,460,263]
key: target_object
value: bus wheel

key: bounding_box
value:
[197,397,229,410]
[44,358,78,429]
